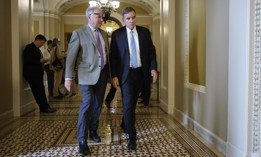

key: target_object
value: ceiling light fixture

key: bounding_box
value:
[89,0,120,22]
[106,26,113,33]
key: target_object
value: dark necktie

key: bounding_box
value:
[130,30,138,68]
[95,30,105,69]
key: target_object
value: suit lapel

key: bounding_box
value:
[136,27,143,53]
[85,25,97,47]
[121,27,129,53]
[100,29,109,54]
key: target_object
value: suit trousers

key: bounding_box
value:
[77,65,108,141]
[105,83,117,104]
[24,74,50,110]
[53,69,63,97]
[141,76,151,105]
[121,67,143,138]
[44,64,54,96]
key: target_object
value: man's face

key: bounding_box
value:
[48,43,52,49]
[35,40,46,48]
[88,8,103,29]
[123,11,136,30]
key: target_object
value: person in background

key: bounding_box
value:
[64,6,110,156]
[50,38,67,99]
[110,7,158,150]
[42,39,54,97]
[23,34,56,113]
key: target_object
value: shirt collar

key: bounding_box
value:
[88,24,96,32]
[126,26,137,34]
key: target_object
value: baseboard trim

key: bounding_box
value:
[174,108,226,155]
[226,142,261,157]
[226,142,246,157]
[0,102,35,127]
[159,99,168,113]
[20,101,36,115]
[0,110,14,128]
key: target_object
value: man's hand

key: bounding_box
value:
[40,58,47,64]
[151,70,158,83]
[65,80,72,92]
[112,77,119,88]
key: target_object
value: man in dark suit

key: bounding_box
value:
[23,34,56,113]
[110,7,158,150]
[64,7,109,156]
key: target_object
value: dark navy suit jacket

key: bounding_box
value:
[110,26,157,85]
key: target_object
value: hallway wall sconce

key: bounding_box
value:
[89,0,120,22]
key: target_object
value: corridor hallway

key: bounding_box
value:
[0,84,224,157]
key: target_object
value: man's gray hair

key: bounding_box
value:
[86,6,101,17]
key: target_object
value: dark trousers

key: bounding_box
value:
[44,64,54,96]
[140,76,151,105]
[105,83,117,104]
[77,66,108,141]
[121,68,143,138]
[24,74,50,110]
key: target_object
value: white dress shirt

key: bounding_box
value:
[126,27,141,68]
[42,48,51,65]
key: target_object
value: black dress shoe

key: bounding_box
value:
[53,95,63,99]
[79,140,91,156]
[40,108,57,113]
[89,131,101,143]
[127,137,137,150]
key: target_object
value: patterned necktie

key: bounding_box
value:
[95,30,105,69]
[130,30,138,68]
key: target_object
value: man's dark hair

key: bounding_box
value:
[35,34,47,41]
[52,38,60,47]
[47,40,52,45]
[122,7,136,17]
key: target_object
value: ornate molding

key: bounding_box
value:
[184,0,206,93]
[253,0,261,152]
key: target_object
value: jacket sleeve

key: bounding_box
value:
[110,31,118,78]
[65,30,80,79]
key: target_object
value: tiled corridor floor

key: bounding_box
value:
[0,84,224,157]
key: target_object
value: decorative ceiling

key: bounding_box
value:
[34,0,160,16]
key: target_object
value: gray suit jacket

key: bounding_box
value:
[65,25,109,85]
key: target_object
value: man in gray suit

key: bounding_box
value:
[64,6,109,156]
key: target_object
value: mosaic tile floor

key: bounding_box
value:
[0,84,224,157]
